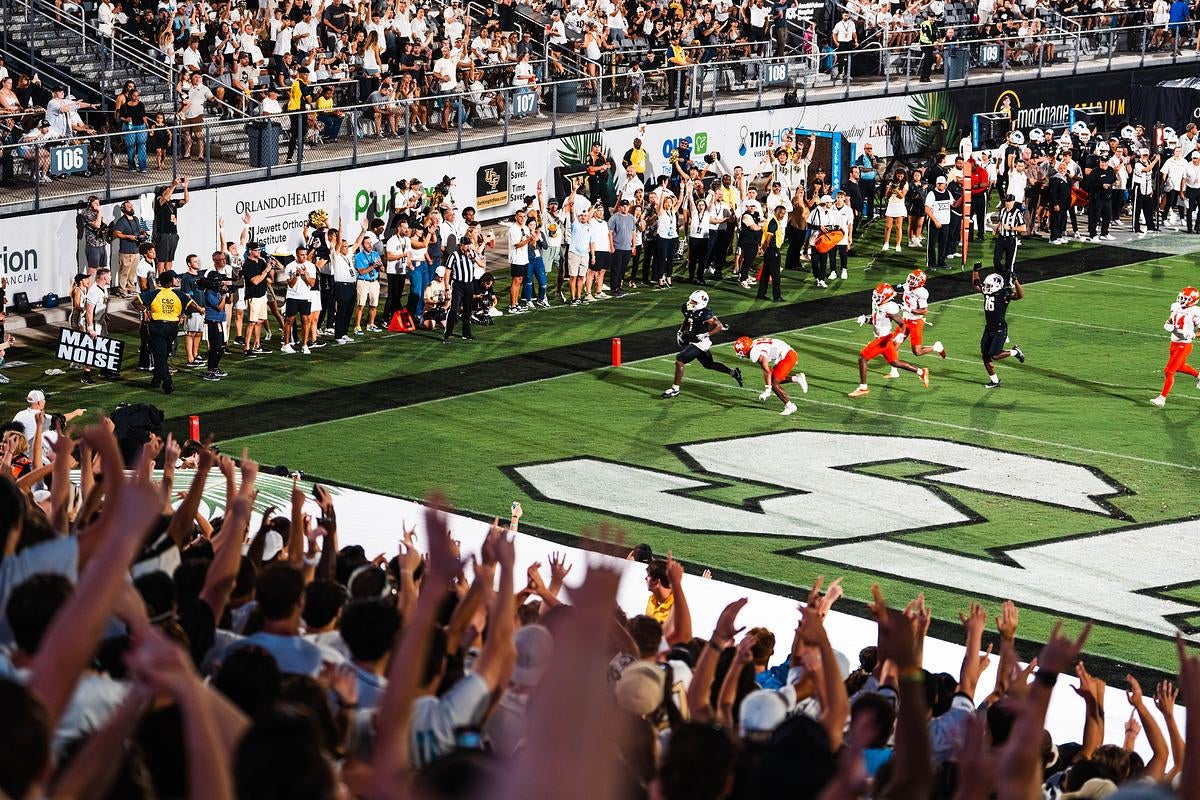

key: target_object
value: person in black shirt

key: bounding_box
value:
[1086,143,1116,240]
[240,243,271,356]
[993,194,1025,286]
[443,228,485,343]
[662,291,743,397]
[321,0,350,51]
[977,272,1025,388]
[153,178,189,273]
[756,205,786,302]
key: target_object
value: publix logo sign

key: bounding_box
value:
[661,132,708,159]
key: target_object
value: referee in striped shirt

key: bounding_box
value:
[444,226,486,343]
[993,194,1024,287]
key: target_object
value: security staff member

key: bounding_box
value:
[993,193,1024,286]
[918,12,939,83]
[756,205,786,302]
[1086,148,1116,240]
[136,271,201,394]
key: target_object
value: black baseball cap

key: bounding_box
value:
[248,241,263,250]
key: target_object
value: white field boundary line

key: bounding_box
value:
[942,303,1161,338]
[619,364,1200,473]
[1068,276,1179,295]
[227,255,1178,440]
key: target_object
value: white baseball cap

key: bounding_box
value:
[27,390,46,404]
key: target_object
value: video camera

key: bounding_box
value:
[196,274,234,293]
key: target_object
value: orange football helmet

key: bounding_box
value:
[872,283,896,306]
[733,336,753,358]
[1179,287,1199,309]
[906,269,927,289]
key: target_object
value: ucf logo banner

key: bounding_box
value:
[476,162,510,210]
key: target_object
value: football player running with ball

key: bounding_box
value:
[849,283,929,398]
[1151,286,1200,407]
[663,290,744,397]
[733,335,807,416]
[885,269,946,379]
[978,272,1025,388]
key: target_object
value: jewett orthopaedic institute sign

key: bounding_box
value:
[56,328,125,372]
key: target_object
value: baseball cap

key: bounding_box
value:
[935,175,947,184]
[614,662,665,716]
[1004,193,1015,202]
[1061,778,1118,800]
[26,389,45,404]
[38,119,49,127]
[819,194,833,203]
[248,241,263,250]
[435,265,446,278]
[1191,153,1200,160]
[242,530,285,561]
[739,689,792,738]
[547,197,559,206]
[512,624,554,687]
[1140,147,1151,156]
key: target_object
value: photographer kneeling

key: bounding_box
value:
[202,270,231,382]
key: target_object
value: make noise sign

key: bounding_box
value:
[56,328,125,372]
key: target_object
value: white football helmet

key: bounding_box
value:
[982,273,1005,295]
[1164,126,1177,139]
[1096,141,1110,155]
[1029,129,1045,144]
[686,290,709,311]
[1167,134,1180,146]
[1120,125,1136,140]
[1008,130,1025,146]
[1072,121,1089,136]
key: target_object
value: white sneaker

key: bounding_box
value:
[301,345,311,354]
[280,343,295,354]
[816,280,828,288]
[1100,234,1115,241]
[488,307,503,316]
[780,402,797,416]
[336,335,354,344]
[1151,395,1166,407]
[840,269,848,280]
[1090,236,1101,242]
[792,372,808,393]
[885,368,900,379]
[881,244,890,252]
[895,245,902,253]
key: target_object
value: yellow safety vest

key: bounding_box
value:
[148,288,182,321]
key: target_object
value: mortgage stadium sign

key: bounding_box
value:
[56,328,124,372]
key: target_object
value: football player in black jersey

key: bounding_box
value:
[977,272,1026,388]
[663,290,743,397]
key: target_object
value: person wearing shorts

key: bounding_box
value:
[240,243,271,355]
[353,232,383,333]
[506,209,533,313]
[733,335,806,416]
[565,206,593,305]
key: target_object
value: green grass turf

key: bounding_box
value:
[221,251,1200,675]
[0,226,1086,422]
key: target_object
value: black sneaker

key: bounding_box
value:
[984,380,1001,389]
[203,371,222,382]
[732,367,743,387]
[81,373,96,384]
[1011,344,1025,363]
[214,369,229,378]
[662,387,680,397]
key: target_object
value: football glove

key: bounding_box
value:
[676,331,685,347]
[1165,321,1177,333]
[758,388,772,401]
[892,332,906,344]
[856,315,867,326]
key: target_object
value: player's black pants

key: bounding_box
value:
[1133,187,1157,232]
[927,223,952,269]
[206,320,225,373]
[680,344,732,375]
[1087,194,1111,237]
[1162,189,1180,224]
[993,236,1018,285]
[784,225,806,270]
[737,238,757,281]
[756,248,782,299]
[382,272,407,326]
[138,320,153,369]
[1068,204,1079,233]
[611,249,631,292]
[147,321,177,391]
[444,281,472,340]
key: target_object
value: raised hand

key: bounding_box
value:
[1127,673,1146,707]
[1154,679,1178,715]
[996,599,1018,640]
[665,551,684,587]
[1037,620,1092,675]
[1073,661,1106,706]
[548,551,572,583]
[711,597,749,647]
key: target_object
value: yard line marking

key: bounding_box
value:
[942,304,1160,338]
[619,365,1200,472]
[1070,276,1177,294]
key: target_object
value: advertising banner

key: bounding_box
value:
[0,208,82,303]
[210,175,336,258]
[56,327,125,372]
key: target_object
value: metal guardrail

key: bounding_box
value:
[0,19,1195,214]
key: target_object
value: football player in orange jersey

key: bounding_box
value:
[849,283,929,398]
[733,335,807,416]
[885,269,946,379]
[1152,286,1200,407]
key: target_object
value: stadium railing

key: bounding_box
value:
[0,19,1195,215]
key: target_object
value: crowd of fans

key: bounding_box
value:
[0,418,1197,800]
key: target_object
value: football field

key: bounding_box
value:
[7,224,1200,678]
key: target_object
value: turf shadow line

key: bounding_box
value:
[175,244,1167,441]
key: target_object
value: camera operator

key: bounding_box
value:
[201,270,230,382]
[110,200,149,298]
